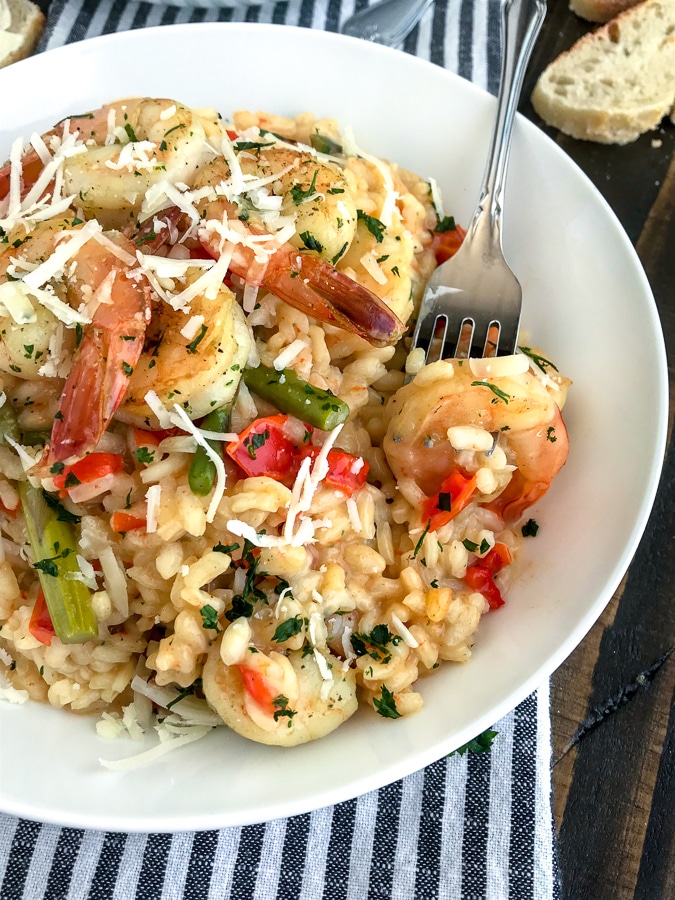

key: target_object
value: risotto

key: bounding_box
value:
[0,98,570,756]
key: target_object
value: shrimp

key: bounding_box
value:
[202,638,358,747]
[116,273,252,429]
[193,155,405,347]
[383,356,570,523]
[0,217,152,463]
[1,98,207,230]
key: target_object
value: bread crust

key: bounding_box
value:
[532,0,675,144]
[570,0,645,24]
[0,0,45,68]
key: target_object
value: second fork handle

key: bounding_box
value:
[470,0,546,242]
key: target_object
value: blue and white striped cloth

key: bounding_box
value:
[0,2,561,897]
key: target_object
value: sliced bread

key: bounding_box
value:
[0,0,45,68]
[570,0,645,24]
[532,0,675,144]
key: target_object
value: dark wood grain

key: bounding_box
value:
[522,4,675,898]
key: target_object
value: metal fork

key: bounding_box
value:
[341,0,433,46]
[410,0,546,362]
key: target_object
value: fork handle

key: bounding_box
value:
[469,0,546,244]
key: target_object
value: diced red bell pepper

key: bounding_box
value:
[463,542,512,610]
[29,589,56,646]
[421,470,477,531]
[53,452,125,492]
[226,415,370,495]
[432,223,466,265]
[479,542,512,574]
[110,511,147,534]
[297,446,370,497]
[225,415,297,482]
[132,428,161,448]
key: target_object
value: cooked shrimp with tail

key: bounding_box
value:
[189,153,405,348]
[0,216,153,463]
[383,353,570,524]
[0,98,207,231]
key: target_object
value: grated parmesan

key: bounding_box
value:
[145,484,162,534]
[391,613,419,648]
[273,338,307,371]
[360,251,388,286]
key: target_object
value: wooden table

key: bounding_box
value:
[522,6,675,898]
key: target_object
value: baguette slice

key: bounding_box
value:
[532,0,675,144]
[570,0,645,24]
[0,0,45,69]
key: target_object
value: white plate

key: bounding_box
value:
[0,23,667,833]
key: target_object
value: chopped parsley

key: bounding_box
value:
[290,170,319,205]
[213,541,240,554]
[522,518,540,537]
[350,624,400,664]
[243,428,270,461]
[448,728,498,757]
[436,492,452,513]
[299,231,323,253]
[435,215,456,233]
[133,447,155,465]
[41,490,81,525]
[135,231,157,247]
[357,209,386,243]
[471,381,511,404]
[186,325,208,354]
[462,537,491,554]
[33,546,73,577]
[272,615,305,643]
[272,694,297,723]
[225,540,267,622]
[63,471,80,488]
[413,520,431,558]
[518,346,559,372]
[166,679,202,710]
[234,140,274,151]
[373,685,401,719]
[200,604,221,632]
[332,242,348,265]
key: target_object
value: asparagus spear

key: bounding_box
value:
[242,365,349,431]
[188,406,231,497]
[19,483,98,644]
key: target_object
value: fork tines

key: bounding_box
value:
[413,298,518,363]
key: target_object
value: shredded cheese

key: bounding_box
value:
[169,405,226,523]
[273,339,307,371]
[360,251,389,286]
[145,484,162,534]
[391,613,419,648]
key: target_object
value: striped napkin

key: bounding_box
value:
[0,2,561,897]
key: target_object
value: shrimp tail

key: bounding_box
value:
[488,410,569,522]
[48,320,146,464]
[272,253,406,348]
[204,237,406,348]
[48,244,152,465]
